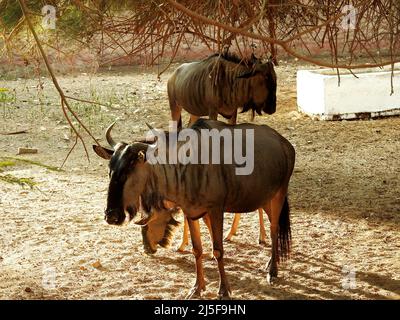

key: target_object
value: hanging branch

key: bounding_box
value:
[165,0,400,69]
[17,0,108,166]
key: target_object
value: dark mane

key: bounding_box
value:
[141,191,167,214]
[141,171,168,214]
[207,52,255,67]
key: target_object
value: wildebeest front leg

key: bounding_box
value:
[210,209,231,299]
[186,218,206,299]
[228,109,237,125]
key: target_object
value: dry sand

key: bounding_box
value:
[0,62,399,299]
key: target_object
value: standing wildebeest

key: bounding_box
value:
[93,119,295,299]
[168,52,277,127]
[168,52,277,247]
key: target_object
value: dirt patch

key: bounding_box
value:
[0,62,399,299]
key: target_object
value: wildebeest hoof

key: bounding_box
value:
[258,239,267,246]
[204,253,214,260]
[267,273,278,284]
[217,291,232,300]
[186,285,205,299]
[177,245,188,253]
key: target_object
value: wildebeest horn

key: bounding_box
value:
[146,122,159,137]
[146,122,155,131]
[105,122,117,149]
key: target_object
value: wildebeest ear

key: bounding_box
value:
[237,70,254,79]
[93,145,113,160]
[137,150,146,163]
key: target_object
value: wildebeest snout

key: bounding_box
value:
[104,208,125,225]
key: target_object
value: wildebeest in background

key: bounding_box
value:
[93,119,295,299]
[167,52,277,127]
[168,52,277,248]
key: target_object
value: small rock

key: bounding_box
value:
[92,260,102,269]
[24,287,32,293]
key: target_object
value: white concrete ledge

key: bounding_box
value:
[297,66,400,120]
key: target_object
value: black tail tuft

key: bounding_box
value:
[278,196,291,261]
[177,116,182,130]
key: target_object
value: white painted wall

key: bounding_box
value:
[297,67,400,120]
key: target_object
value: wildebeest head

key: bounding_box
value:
[93,123,151,226]
[237,55,277,115]
[93,123,181,254]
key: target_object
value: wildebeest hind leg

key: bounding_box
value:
[202,214,214,259]
[170,103,183,129]
[224,214,240,241]
[264,189,287,283]
[177,217,189,252]
[186,218,206,299]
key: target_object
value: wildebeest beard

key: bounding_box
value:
[140,188,168,214]
[241,99,263,118]
[239,81,276,118]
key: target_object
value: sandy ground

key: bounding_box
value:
[0,62,399,300]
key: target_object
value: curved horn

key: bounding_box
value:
[146,122,155,131]
[146,122,159,136]
[105,122,117,149]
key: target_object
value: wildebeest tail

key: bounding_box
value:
[278,196,291,261]
[177,116,182,130]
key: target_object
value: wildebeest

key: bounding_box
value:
[93,119,295,299]
[167,52,277,127]
[168,52,277,247]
